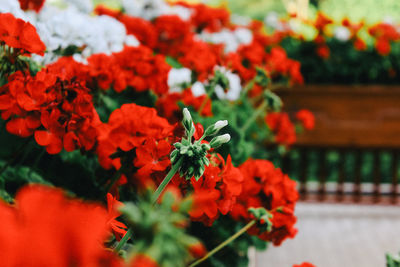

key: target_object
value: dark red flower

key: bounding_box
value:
[316,45,330,59]
[18,0,45,12]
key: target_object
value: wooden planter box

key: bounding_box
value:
[275,85,400,204]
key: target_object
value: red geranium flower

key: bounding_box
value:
[231,159,298,246]
[266,112,297,146]
[106,193,128,241]
[296,109,315,130]
[18,0,46,12]
[0,13,46,56]
[0,185,119,267]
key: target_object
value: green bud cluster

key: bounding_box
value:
[248,207,273,233]
[170,108,230,181]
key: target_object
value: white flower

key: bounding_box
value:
[191,81,207,97]
[265,11,280,28]
[168,68,192,93]
[214,67,242,101]
[0,0,27,19]
[63,0,93,13]
[25,4,140,64]
[197,28,253,53]
[334,26,351,42]
[122,0,192,21]
[231,14,251,26]
[234,28,253,45]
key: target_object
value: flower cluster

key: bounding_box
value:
[0,13,45,56]
[0,1,313,266]
[231,159,299,246]
[0,65,99,154]
[0,185,117,267]
[268,11,400,83]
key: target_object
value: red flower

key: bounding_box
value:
[296,109,315,130]
[316,45,330,59]
[112,46,170,95]
[293,263,316,267]
[0,13,45,56]
[106,193,128,241]
[188,242,207,258]
[128,254,158,267]
[18,0,45,12]
[0,59,99,154]
[375,38,391,56]
[96,103,174,170]
[231,159,298,246]
[266,112,297,146]
[314,12,333,31]
[134,138,172,181]
[354,38,367,51]
[0,185,119,267]
[154,15,193,56]
[189,164,221,225]
[188,3,230,32]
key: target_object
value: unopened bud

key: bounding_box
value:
[204,120,228,136]
[182,108,194,135]
[210,134,231,148]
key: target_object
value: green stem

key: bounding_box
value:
[242,78,256,97]
[151,157,183,205]
[240,100,268,133]
[114,157,183,252]
[188,220,256,267]
[197,95,210,116]
[114,228,133,253]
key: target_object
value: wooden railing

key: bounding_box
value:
[276,85,400,204]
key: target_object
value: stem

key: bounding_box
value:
[151,157,183,204]
[188,220,256,267]
[114,157,183,252]
[241,78,256,97]
[197,95,210,116]
[114,228,133,253]
[240,100,268,133]
[104,167,124,195]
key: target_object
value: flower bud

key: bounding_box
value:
[210,134,231,148]
[182,108,194,135]
[204,120,228,136]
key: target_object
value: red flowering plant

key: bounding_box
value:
[0,13,45,84]
[0,1,316,267]
[269,11,400,83]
